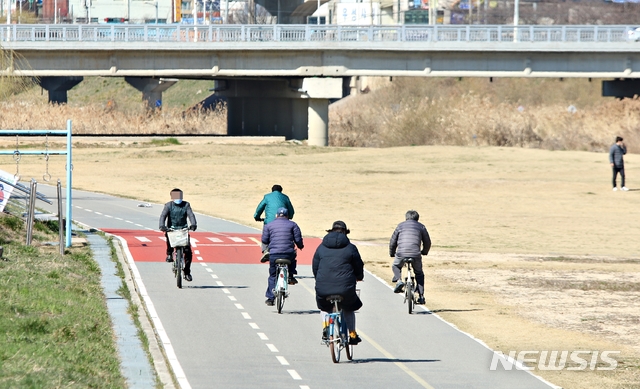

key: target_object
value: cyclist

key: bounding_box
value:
[389,210,431,304]
[312,221,364,345]
[262,207,304,306]
[253,184,295,262]
[159,188,197,282]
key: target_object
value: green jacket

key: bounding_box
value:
[253,191,295,224]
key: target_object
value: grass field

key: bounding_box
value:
[0,214,126,388]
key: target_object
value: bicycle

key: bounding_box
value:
[323,295,353,363]
[401,257,417,314]
[166,227,189,289]
[273,258,291,313]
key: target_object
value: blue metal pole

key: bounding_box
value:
[65,120,72,248]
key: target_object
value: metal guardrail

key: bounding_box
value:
[0,24,635,44]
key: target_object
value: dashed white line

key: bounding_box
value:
[134,223,143,227]
[257,333,268,340]
[135,237,152,242]
[210,274,218,279]
[266,344,278,352]
[241,312,251,319]
[229,237,246,242]
[197,256,204,261]
[205,268,213,273]
[221,288,230,294]
[287,370,302,380]
[228,296,237,301]
[276,356,289,366]
[94,211,103,215]
[115,217,123,220]
[216,281,224,286]
[300,386,311,389]
[194,250,200,255]
[234,304,244,310]
[126,220,133,224]
[84,209,92,212]
[76,206,84,209]
[200,263,208,267]
[248,322,259,329]
[207,237,223,243]
[105,215,113,218]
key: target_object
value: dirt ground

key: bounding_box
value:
[2,137,639,389]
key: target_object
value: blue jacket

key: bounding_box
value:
[254,191,295,224]
[261,217,303,258]
[609,144,626,168]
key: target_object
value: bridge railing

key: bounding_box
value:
[1,24,634,43]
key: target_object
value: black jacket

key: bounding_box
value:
[312,232,364,312]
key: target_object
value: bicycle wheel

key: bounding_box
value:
[345,334,353,360]
[406,280,414,314]
[329,320,341,363]
[276,289,285,313]
[176,248,183,289]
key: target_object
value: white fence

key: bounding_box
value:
[0,24,634,43]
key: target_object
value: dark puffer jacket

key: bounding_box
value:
[313,232,364,312]
[261,217,303,257]
[389,219,431,258]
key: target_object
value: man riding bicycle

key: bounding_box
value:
[313,221,364,345]
[262,207,304,306]
[159,188,197,282]
[389,210,431,304]
[254,184,295,263]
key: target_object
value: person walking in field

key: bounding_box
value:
[254,184,295,262]
[610,136,628,191]
[389,210,431,305]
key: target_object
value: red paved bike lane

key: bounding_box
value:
[103,229,321,265]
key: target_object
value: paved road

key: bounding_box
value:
[36,185,557,389]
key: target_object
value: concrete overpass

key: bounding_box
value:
[3,24,640,145]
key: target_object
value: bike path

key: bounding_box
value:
[36,186,557,389]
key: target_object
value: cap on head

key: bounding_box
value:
[327,220,350,234]
[616,136,624,142]
[170,188,183,200]
[272,184,283,192]
[405,210,420,221]
[276,207,288,217]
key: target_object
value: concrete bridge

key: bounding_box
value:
[3,24,640,145]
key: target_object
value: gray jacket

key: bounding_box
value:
[159,201,197,229]
[609,144,626,168]
[389,219,431,258]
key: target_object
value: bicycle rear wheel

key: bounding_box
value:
[329,321,341,363]
[406,280,414,314]
[345,339,353,360]
[176,248,183,289]
[276,289,285,313]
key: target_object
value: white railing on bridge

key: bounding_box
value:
[0,24,634,44]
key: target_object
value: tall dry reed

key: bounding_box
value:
[330,78,640,153]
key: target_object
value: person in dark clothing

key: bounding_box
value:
[312,221,364,345]
[610,136,628,191]
[389,210,431,305]
[262,207,303,306]
[159,188,197,281]
[254,184,296,262]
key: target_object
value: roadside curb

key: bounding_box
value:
[112,236,177,389]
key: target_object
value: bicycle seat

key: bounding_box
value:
[326,295,344,302]
[402,258,414,264]
[274,258,291,265]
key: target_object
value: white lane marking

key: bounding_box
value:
[76,206,84,209]
[234,304,244,310]
[84,209,92,212]
[135,223,143,227]
[159,237,167,242]
[105,215,113,218]
[115,217,123,220]
[94,211,103,215]
[197,256,203,261]
[191,241,198,248]
[207,237,223,243]
[300,386,311,389]
[287,370,301,380]
[205,268,213,273]
[221,288,230,294]
[276,356,289,366]
[249,323,259,329]
[110,235,193,389]
[194,250,200,255]
[241,312,251,319]
[228,296,237,301]
[216,281,224,286]
[190,238,199,243]
[266,344,278,352]
[257,333,268,340]
[200,263,208,267]
[249,237,262,245]
[144,227,155,230]
[135,237,152,242]
[229,237,245,242]
[210,274,218,279]
[126,220,133,224]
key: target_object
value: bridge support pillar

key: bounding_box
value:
[125,77,178,111]
[308,99,329,147]
[38,76,84,104]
